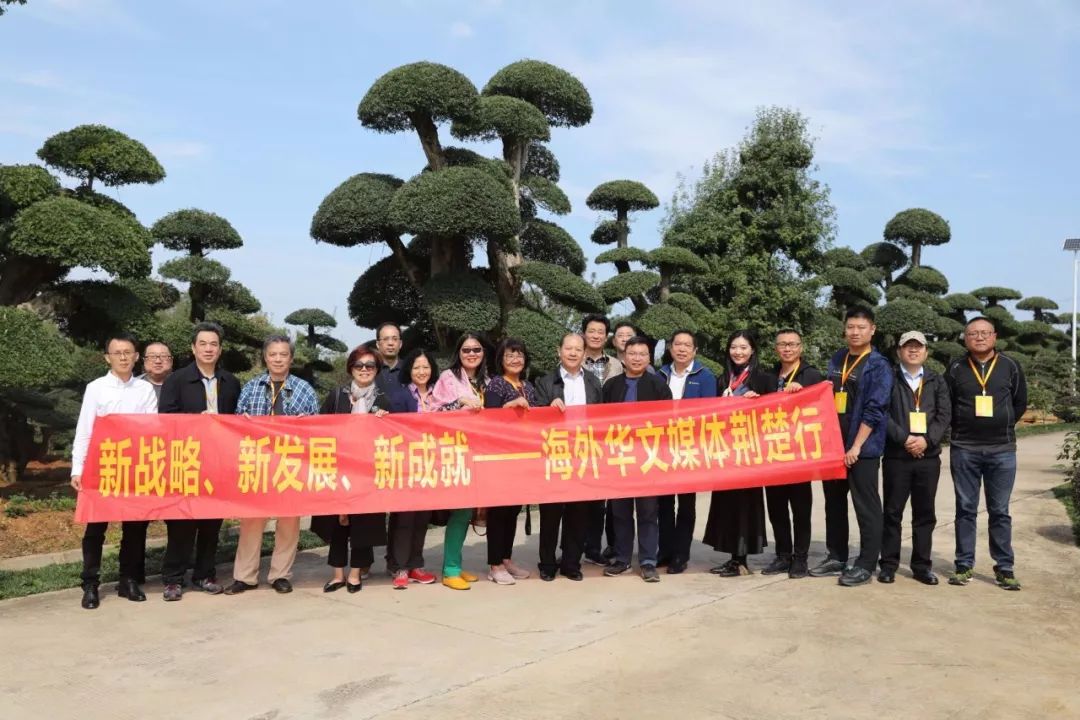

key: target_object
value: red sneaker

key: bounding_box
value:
[392,570,409,590]
[407,568,436,584]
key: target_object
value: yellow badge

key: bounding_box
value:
[834,391,848,414]
[908,411,927,434]
[975,395,994,418]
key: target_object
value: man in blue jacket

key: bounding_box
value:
[809,307,893,587]
[658,330,718,574]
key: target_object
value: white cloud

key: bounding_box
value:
[449,20,474,38]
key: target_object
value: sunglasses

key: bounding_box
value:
[460,347,484,355]
[351,361,378,370]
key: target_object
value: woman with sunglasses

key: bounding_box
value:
[702,329,776,577]
[431,333,491,589]
[312,346,410,593]
[481,338,538,585]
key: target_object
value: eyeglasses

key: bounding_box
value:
[965,330,995,339]
[351,361,378,370]
[504,351,525,360]
[776,342,801,349]
[145,354,172,361]
[108,351,135,358]
[460,347,484,355]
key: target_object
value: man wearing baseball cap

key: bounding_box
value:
[879,331,951,585]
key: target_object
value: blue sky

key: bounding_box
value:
[2,1,1079,348]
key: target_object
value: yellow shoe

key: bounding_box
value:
[442,575,470,591]
[459,570,479,583]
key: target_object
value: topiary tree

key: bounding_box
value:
[860,241,909,290]
[587,180,660,311]
[972,286,1022,308]
[896,265,949,296]
[883,208,950,267]
[1017,296,1060,323]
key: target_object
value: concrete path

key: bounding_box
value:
[1,433,1077,720]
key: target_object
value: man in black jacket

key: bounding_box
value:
[945,317,1027,590]
[158,322,242,601]
[879,331,951,586]
[534,333,604,581]
[601,336,672,583]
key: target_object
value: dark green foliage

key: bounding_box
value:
[860,242,908,281]
[944,293,984,312]
[36,124,165,188]
[666,292,711,318]
[521,175,570,215]
[8,196,151,277]
[440,148,514,184]
[590,219,625,245]
[1017,320,1056,341]
[483,60,593,128]
[506,307,566,374]
[598,270,661,304]
[932,315,965,340]
[205,307,267,349]
[875,299,940,343]
[450,94,550,142]
[524,143,559,182]
[885,285,951,316]
[1017,296,1059,322]
[159,256,231,285]
[0,164,60,217]
[931,340,967,363]
[315,334,348,353]
[822,247,866,271]
[390,167,520,242]
[48,280,166,347]
[586,180,659,213]
[822,266,881,306]
[883,208,950,266]
[68,187,137,221]
[206,281,260,315]
[595,247,650,265]
[520,219,585,274]
[647,246,709,274]
[514,261,605,313]
[0,308,74,389]
[636,302,698,340]
[896,265,949,295]
[348,255,424,329]
[972,286,1022,307]
[285,308,336,328]
[422,272,500,332]
[358,62,479,133]
[151,208,243,253]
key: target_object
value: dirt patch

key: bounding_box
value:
[0,500,167,559]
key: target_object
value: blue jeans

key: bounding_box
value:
[611,497,659,567]
[950,447,1017,572]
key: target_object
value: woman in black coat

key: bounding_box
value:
[702,329,776,577]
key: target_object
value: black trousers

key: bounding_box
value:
[81,521,148,585]
[486,505,520,565]
[328,518,375,569]
[822,457,882,572]
[765,482,812,558]
[881,455,940,573]
[162,518,224,585]
[584,499,616,556]
[538,501,589,573]
[657,493,696,563]
[386,510,430,572]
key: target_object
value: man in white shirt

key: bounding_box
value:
[533,333,604,580]
[70,333,159,610]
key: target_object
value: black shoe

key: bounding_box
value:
[81,583,100,610]
[808,558,846,577]
[601,546,616,561]
[761,555,791,575]
[539,569,556,582]
[641,565,660,583]
[224,580,257,595]
[271,578,293,594]
[667,559,688,575]
[712,559,751,577]
[877,567,896,584]
[323,580,347,593]
[993,567,1021,591]
[583,552,607,566]
[346,581,362,593]
[559,568,583,581]
[839,566,873,587]
[655,555,672,568]
[190,577,224,594]
[117,577,146,601]
[163,583,183,602]
[913,571,939,586]
[604,561,631,576]
[789,556,809,578]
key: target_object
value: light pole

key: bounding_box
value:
[1064,238,1080,393]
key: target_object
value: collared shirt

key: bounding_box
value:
[236,373,319,417]
[667,364,690,400]
[201,375,219,413]
[559,365,587,407]
[72,372,158,477]
[624,376,640,402]
[901,365,924,394]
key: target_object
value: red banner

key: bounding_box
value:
[74,382,845,522]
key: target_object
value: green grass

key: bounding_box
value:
[2,492,77,518]
[1016,422,1080,438]
[0,530,326,600]
[1051,483,1080,548]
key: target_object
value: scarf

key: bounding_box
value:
[349,381,378,414]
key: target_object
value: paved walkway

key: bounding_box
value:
[1,433,1077,720]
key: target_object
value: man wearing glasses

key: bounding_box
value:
[70,333,159,609]
[138,342,173,401]
[944,317,1027,590]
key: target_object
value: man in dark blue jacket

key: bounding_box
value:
[809,307,893,587]
[657,330,717,574]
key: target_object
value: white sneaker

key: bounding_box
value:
[488,568,515,585]
[504,561,531,580]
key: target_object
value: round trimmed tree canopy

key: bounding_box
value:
[422,272,500,332]
[972,286,1022,304]
[206,280,261,315]
[69,187,136,220]
[896,265,949,295]
[666,292,711,318]
[647,246,709,274]
[884,208,950,247]
[521,175,570,215]
[597,270,660,304]
[359,62,479,133]
[860,242,908,273]
[152,208,243,253]
[1016,296,1059,311]
[520,219,586,275]
[158,255,231,285]
[943,293,984,312]
[0,164,59,217]
[36,124,165,187]
[595,247,650,265]
[823,247,867,270]
[590,219,627,246]
[636,302,698,340]
[483,60,593,128]
[348,255,424,329]
[285,308,336,328]
[390,166,520,242]
[514,261,605,313]
[875,299,940,340]
[586,180,659,213]
[505,307,566,374]
[451,94,550,142]
[0,307,74,389]
[524,142,560,183]
[310,173,403,246]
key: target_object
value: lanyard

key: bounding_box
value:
[968,355,999,396]
[269,379,286,415]
[504,375,525,397]
[911,376,924,411]
[781,362,801,388]
[728,367,750,392]
[841,350,870,386]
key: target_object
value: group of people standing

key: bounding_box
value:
[69,306,1028,610]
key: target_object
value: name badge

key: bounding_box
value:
[975,395,994,418]
[908,411,927,434]
[834,391,848,414]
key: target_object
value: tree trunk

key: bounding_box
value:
[658,268,671,302]
[911,242,922,267]
[409,113,445,171]
[189,281,207,323]
[385,233,422,288]
[307,324,317,349]
[491,137,527,334]
[0,257,62,307]
[614,208,648,312]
